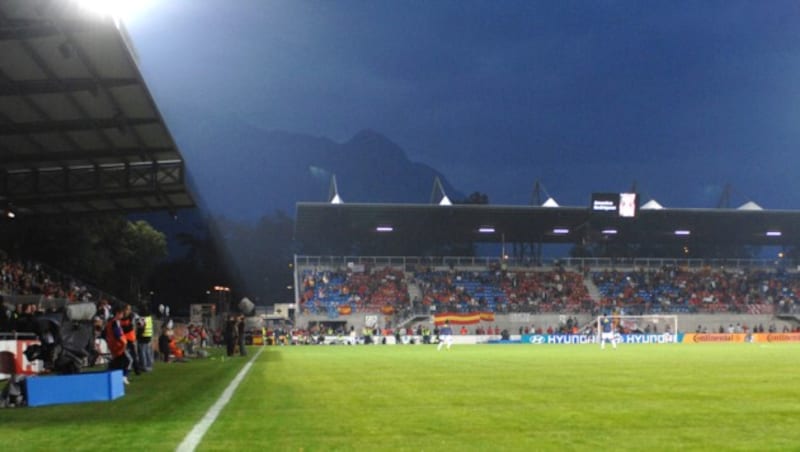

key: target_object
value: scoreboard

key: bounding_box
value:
[591,192,638,218]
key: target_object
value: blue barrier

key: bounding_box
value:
[26,370,125,407]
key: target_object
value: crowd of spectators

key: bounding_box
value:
[1,256,94,304]
[299,266,409,315]
[298,262,800,320]
[1,254,99,335]
[593,265,800,316]
[414,267,592,314]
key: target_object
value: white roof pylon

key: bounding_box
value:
[328,174,343,204]
[641,199,664,210]
[737,201,763,210]
[541,197,559,207]
[430,176,453,205]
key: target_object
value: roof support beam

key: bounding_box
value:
[0,117,159,135]
[0,147,175,165]
[0,19,97,41]
[0,77,138,96]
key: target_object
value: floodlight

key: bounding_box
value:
[674,230,691,236]
[376,226,393,232]
[766,231,782,237]
[76,0,156,22]
[478,227,495,233]
[3,202,15,219]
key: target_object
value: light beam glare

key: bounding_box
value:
[77,0,157,24]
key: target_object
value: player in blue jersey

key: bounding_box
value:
[437,320,453,351]
[600,313,617,349]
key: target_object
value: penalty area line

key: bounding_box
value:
[176,347,264,452]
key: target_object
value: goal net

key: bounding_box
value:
[595,314,678,343]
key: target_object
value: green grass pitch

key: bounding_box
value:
[1,343,799,451]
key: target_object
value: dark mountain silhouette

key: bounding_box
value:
[132,113,467,304]
[133,111,464,258]
[162,111,463,220]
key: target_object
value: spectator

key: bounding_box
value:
[224,315,238,356]
[137,306,154,372]
[105,307,132,385]
[237,315,247,356]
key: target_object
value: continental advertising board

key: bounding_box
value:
[683,333,800,343]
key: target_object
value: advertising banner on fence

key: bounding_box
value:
[755,333,800,343]
[682,333,747,343]
[507,333,800,345]
[520,333,680,344]
[0,339,42,379]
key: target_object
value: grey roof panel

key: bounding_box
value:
[0,0,194,216]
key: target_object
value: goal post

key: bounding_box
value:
[595,314,678,343]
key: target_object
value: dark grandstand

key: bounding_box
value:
[0,0,194,379]
[293,197,800,334]
[0,0,194,217]
[295,199,800,255]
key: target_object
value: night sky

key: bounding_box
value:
[123,0,800,211]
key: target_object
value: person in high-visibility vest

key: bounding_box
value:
[137,307,154,372]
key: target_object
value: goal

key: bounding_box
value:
[595,314,678,343]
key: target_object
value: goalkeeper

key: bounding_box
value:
[600,313,617,350]
[437,320,454,351]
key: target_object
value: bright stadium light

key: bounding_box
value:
[77,0,156,23]
[376,226,393,232]
[766,231,782,237]
[478,227,495,233]
[674,230,691,236]
[601,229,618,235]
[553,228,569,234]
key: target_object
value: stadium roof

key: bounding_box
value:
[295,202,800,253]
[0,0,194,216]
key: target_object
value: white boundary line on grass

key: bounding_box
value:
[176,347,265,452]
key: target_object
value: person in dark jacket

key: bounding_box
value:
[158,326,171,362]
[237,315,247,356]
[224,315,238,357]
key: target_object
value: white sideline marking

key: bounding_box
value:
[176,348,264,452]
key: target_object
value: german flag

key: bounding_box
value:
[434,312,495,326]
